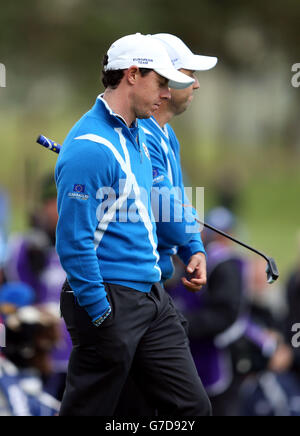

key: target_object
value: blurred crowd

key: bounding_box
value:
[165,207,300,417]
[0,177,69,416]
[1,177,300,416]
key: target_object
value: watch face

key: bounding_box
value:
[93,307,111,327]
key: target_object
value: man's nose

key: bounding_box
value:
[193,77,200,90]
[161,86,171,100]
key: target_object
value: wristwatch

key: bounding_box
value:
[93,306,112,327]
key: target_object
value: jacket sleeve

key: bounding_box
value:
[146,133,201,249]
[169,130,205,264]
[55,139,113,322]
[176,201,206,265]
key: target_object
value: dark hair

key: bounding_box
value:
[101,54,153,89]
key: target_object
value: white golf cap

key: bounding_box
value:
[104,33,195,89]
[153,33,218,71]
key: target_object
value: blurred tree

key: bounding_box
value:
[1,0,299,94]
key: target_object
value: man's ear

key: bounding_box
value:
[126,66,139,85]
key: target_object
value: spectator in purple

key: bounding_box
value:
[5,174,71,400]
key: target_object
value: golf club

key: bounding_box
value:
[196,218,279,284]
[37,135,61,154]
[36,134,279,284]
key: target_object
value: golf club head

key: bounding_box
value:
[266,257,279,284]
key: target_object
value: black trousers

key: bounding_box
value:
[59,281,211,416]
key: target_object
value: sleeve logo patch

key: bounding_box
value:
[68,184,89,200]
[73,184,85,193]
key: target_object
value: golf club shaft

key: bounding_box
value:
[197,218,269,263]
[36,134,272,265]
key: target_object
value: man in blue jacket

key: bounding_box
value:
[140,34,218,291]
[56,33,211,416]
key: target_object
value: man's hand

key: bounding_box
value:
[268,343,294,373]
[182,252,207,292]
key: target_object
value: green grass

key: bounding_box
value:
[239,169,300,282]
[187,145,300,284]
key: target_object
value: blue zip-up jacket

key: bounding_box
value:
[55,97,161,322]
[140,117,205,281]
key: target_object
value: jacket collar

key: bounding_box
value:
[95,94,140,151]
